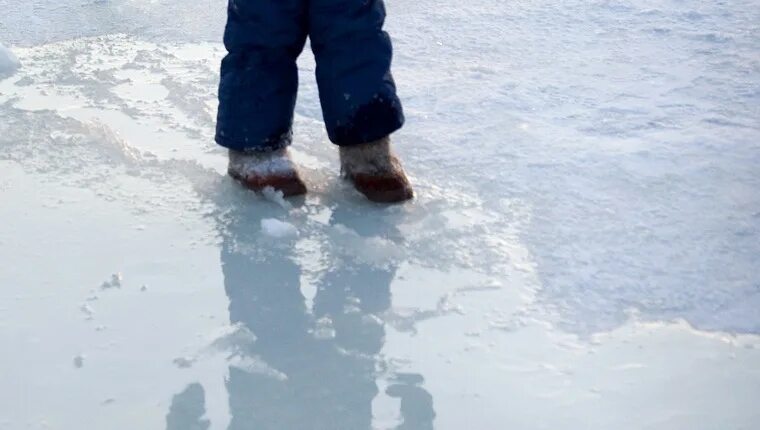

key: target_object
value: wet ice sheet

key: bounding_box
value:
[0,43,20,78]
[1,0,760,429]
[1,143,758,429]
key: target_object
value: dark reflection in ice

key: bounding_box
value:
[168,188,435,429]
[166,383,211,430]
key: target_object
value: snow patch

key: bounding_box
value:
[261,186,293,209]
[228,355,288,381]
[331,224,404,267]
[173,323,258,368]
[100,273,123,289]
[207,323,257,353]
[261,218,298,239]
[312,316,337,340]
[80,303,95,320]
[172,323,286,379]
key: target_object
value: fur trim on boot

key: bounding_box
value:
[228,148,307,197]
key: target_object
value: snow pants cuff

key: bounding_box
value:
[215,0,404,151]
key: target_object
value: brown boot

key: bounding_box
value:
[227,148,307,197]
[340,137,414,203]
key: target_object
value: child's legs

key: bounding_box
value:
[309,0,404,146]
[216,0,308,151]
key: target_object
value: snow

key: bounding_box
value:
[228,149,300,177]
[312,316,337,340]
[1,1,759,429]
[100,273,123,289]
[260,218,299,239]
[0,43,20,77]
[79,303,95,319]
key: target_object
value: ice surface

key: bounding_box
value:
[1,1,759,429]
[0,43,20,77]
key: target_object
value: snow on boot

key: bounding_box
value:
[340,137,414,203]
[228,148,307,197]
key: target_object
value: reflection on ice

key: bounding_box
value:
[166,383,210,430]
[0,43,21,77]
[210,200,434,429]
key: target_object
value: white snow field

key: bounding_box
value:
[1,0,759,429]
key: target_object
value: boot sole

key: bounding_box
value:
[348,173,414,203]
[228,170,308,197]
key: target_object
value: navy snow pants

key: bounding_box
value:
[216,0,404,151]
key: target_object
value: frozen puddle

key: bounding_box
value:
[3,153,757,430]
[2,4,760,429]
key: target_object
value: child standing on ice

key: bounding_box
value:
[217,0,413,203]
